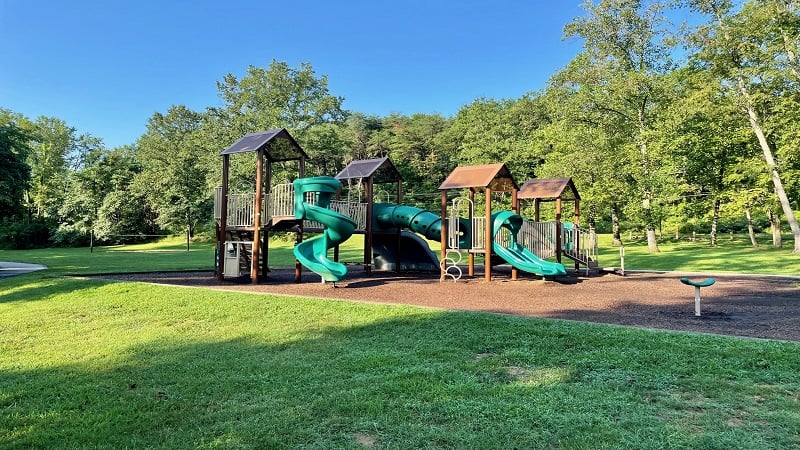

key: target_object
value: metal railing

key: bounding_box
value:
[471,217,487,250]
[563,224,598,267]
[519,220,558,259]
[331,201,368,231]
[214,184,367,230]
[268,183,295,219]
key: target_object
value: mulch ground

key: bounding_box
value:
[101,266,800,342]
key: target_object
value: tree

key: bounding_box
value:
[58,145,145,244]
[556,0,678,252]
[204,60,348,188]
[375,113,452,203]
[0,110,31,220]
[657,66,752,245]
[684,0,800,252]
[134,105,210,240]
[26,117,75,219]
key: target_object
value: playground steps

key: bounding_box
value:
[562,250,599,270]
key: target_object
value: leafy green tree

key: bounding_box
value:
[376,113,452,203]
[134,105,210,239]
[445,96,548,181]
[554,0,679,251]
[302,122,350,177]
[204,60,348,188]
[26,117,74,218]
[58,145,144,244]
[0,110,31,220]
[340,113,386,162]
[94,188,158,243]
[657,66,753,245]
[683,0,800,252]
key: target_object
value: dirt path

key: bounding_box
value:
[103,267,800,342]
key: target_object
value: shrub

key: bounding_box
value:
[0,218,53,249]
[50,224,91,247]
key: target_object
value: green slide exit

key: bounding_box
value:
[491,211,567,277]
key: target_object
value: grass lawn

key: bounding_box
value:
[1,235,799,448]
[597,233,800,276]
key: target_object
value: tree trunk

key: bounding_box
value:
[776,1,800,82]
[739,85,800,252]
[611,202,622,246]
[646,229,659,252]
[746,205,759,248]
[768,207,782,248]
[637,116,659,253]
[643,198,660,253]
[710,198,721,246]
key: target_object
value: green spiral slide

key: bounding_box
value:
[292,177,357,282]
[491,211,567,277]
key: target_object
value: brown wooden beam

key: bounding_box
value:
[218,155,230,281]
[485,188,492,282]
[251,149,264,283]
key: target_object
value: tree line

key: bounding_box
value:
[1,0,798,253]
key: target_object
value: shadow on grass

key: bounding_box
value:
[0,273,110,304]
[4,307,800,448]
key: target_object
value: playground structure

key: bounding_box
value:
[437,163,569,282]
[518,177,598,271]
[213,129,308,283]
[213,130,598,284]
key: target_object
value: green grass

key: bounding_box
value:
[2,274,799,448]
[0,235,362,276]
[597,233,800,276]
[1,236,799,447]
[3,232,796,276]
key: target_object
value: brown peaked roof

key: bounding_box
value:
[219,128,308,161]
[518,177,581,201]
[438,163,518,191]
[335,157,403,184]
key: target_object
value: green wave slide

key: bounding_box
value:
[491,211,567,277]
[292,177,357,282]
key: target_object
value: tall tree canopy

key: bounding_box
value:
[0,109,32,220]
[554,0,678,252]
[135,105,209,237]
[684,0,800,252]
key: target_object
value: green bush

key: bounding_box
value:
[50,224,91,247]
[0,218,53,249]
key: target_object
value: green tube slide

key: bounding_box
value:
[373,203,471,248]
[292,177,357,282]
[491,211,567,277]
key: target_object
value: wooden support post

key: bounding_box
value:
[218,155,230,281]
[263,158,273,279]
[440,189,447,280]
[555,197,562,264]
[251,149,264,283]
[511,187,519,281]
[468,188,475,277]
[485,187,492,282]
[574,198,581,271]
[364,177,374,275]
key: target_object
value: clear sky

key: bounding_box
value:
[1,1,586,148]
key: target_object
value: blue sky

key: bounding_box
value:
[1,1,586,148]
